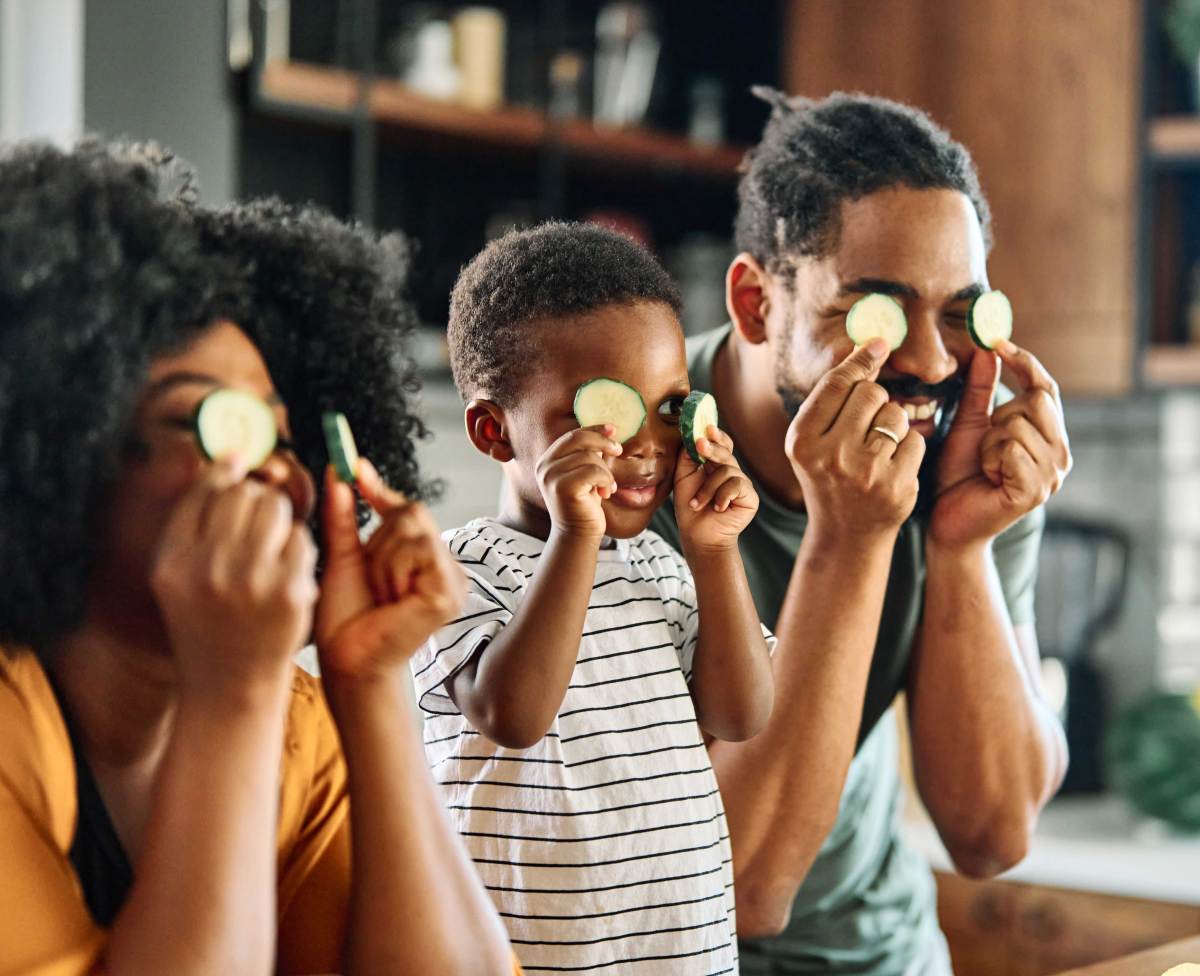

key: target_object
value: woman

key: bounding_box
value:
[0,140,514,975]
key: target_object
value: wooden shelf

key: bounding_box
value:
[1148,115,1200,163]
[1143,343,1200,386]
[258,60,746,179]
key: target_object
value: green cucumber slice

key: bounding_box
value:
[681,390,718,464]
[573,378,646,443]
[846,293,908,350]
[194,389,277,468]
[967,290,1013,350]
[322,411,360,484]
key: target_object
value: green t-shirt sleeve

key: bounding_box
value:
[992,504,1046,626]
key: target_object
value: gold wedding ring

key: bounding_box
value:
[870,425,901,446]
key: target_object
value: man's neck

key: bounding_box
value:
[712,330,808,513]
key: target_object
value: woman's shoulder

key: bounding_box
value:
[0,650,77,851]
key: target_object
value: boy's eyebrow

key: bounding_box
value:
[144,371,284,405]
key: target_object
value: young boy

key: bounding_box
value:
[412,222,774,973]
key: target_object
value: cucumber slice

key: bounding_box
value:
[846,293,907,350]
[194,389,277,468]
[322,411,360,484]
[967,290,1013,350]
[681,390,718,464]
[573,378,646,443]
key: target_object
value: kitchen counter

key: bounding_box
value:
[903,794,1200,905]
[1053,935,1200,974]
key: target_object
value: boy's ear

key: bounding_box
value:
[465,399,514,462]
[726,252,771,345]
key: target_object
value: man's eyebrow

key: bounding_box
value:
[837,277,919,299]
[144,372,283,405]
[950,283,985,303]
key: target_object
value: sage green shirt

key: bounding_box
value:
[650,324,1044,975]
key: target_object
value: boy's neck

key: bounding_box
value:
[496,488,555,542]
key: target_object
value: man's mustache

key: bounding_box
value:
[878,375,965,400]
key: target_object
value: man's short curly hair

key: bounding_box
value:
[191,199,431,507]
[0,142,430,654]
[735,88,992,275]
[0,139,235,652]
[448,222,682,405]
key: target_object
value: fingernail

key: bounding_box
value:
[690,499,700,509]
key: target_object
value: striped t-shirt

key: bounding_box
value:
[413,518,757,974]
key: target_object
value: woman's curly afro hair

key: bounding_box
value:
[735,88,992,275]
[0,141,429,654]
[190,198,431,514]
[0,139,236,653]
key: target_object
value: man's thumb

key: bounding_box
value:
[957,347,1001,422]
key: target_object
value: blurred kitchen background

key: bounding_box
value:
[4,1,1200,972]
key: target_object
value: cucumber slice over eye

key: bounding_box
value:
[322,411,360,484]
[573,378,646,443]
[846,293,908,350]
[194,389,278,468]
[680,391,718,464]
[967,290,1013,350]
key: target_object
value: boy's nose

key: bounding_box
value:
[622,425,666,459]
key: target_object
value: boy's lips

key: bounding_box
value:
[609,475,664,509]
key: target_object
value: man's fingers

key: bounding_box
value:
[955,346,1002,424]
[863,401,910,455]
[798,339,888,434]
[993,389,1065,450]
[996,339,1059,400]
[830,380,890,439]
[891,430,926,474]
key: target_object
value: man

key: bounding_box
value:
[651,90,1071,974]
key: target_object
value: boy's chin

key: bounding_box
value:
[600,501,662,539]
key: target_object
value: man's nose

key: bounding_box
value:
[888,307,959,386]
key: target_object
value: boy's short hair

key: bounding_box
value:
[448,221,682,406]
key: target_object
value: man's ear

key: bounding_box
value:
[465,399,514,462]
[726,252,771,345]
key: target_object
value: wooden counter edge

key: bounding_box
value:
[1053,936,1200,975]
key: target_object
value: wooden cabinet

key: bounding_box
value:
[936,871,1200,976]
[780,0,1142,395]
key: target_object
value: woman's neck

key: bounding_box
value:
[50,614,178,769]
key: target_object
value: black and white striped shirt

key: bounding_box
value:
[413,518,760,974]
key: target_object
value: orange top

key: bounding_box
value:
[0,652,522,976]
[0,650,352,975]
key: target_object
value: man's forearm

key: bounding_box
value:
[707,527,895,936]
[908,541,1067,878]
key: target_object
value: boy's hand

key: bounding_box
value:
[537,424,622,540]
[673,425,759,555]
[316,459,466,679]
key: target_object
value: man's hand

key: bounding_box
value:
[316,459,467,678]
[786,339,926,540]
[931,341,1071,550]
[673,426,759,555]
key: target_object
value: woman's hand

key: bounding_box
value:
[151,457,319,701]
[315,459,466,679]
